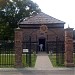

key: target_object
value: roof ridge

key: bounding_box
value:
[40,12,64,22]
[20,12,65,24]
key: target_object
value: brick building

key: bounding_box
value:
[19,12,65,53]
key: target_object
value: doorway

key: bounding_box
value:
[39,38,45,52]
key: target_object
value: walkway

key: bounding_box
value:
[0,69,74,75]
[35,52,53,70]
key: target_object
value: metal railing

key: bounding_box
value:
[0,40,15,67]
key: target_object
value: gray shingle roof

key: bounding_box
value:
[19,12,65,24]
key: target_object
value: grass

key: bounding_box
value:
[31,53,37,67]
[49,53,75,67]
[22,53,37,67]
[73,53,75,64]
[49,54,64,67]
[0,53,36,68]
[0,54,15,68]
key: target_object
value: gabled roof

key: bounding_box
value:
[19,12,65,24]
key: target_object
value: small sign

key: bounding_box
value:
[23,49,29,52]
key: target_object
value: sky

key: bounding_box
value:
[32,0,75,29]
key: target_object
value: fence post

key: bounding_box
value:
[56,36,59,64]
[46,35,48,53]
[15,27,23,68]
[65,28,74,67]
[29,36,31,67]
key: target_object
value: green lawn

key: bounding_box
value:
[49,54,64,67]
[73,53,75,64]
[0,54,14,68]
[0,53,36,68]
[22,53,37,67]
[49,53,75,67]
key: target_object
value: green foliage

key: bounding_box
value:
[0,0,9,9]
[0,0,41,40]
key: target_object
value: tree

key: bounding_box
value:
[0,0,41,40]
[0,0,9,9]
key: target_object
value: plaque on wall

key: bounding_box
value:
[40,25,48,33]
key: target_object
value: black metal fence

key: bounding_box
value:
[47,39,65,65]
[56,40,65,65]
[0,40,15,67]
[22,36,36,67]
[22,41,32,67]
[0,38,36,67]
[73,43,75,64]
[73,43,75,53]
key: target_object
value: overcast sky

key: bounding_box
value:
[32,0,75,29]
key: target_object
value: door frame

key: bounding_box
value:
[38,37,46,52]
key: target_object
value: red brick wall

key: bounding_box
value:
[22,27,64,42]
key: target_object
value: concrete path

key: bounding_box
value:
[0,70,75,75]
[35,52,53,70]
